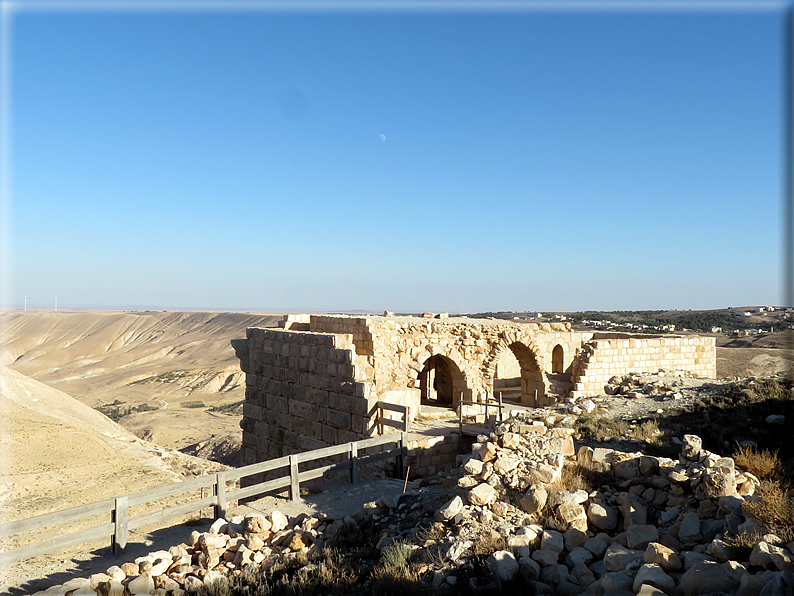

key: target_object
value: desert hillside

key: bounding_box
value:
[0,311,282,457]
[0,365,227,525]
[0,311,281,407]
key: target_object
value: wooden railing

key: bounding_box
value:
[456,391,539,448]
[457,392,507,425]
[0,402,410,566]
[375,401,410,433]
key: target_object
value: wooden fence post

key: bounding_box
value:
[397,432,406,480]
[289,455,299,501]
[214,472,227,520]
[533,389,538,408]
[498,392,503,422]
[458,395,463,453]
[112,496,128,554]
[349,442,358,485]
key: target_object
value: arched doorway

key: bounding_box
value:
[488,341,548,406]
[419,354,463,407]
[552,344,564,373]
[493,349,522,401]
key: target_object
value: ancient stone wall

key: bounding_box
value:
[571,334,717,398]
[240,327,377,466]
[332,316,573,405]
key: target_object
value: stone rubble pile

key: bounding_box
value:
[432,416,794,595]
[32,509,349,596]
[602,373,687,400]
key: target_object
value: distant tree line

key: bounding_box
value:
[569,310,759,332]
[453,309,764,333]
[464,311,517,320]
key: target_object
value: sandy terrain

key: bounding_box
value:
[715,329,794,379]
[0,311,282,408]
[0,311,282,461]
[0,364,407,594]
[0,366,231,520]
[0,365,238,590]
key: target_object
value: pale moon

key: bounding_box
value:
[380,134,386,142]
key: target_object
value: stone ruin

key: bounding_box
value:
[236,314,716,466]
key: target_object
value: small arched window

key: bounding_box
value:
[551,345,564,374]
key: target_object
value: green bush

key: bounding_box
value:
[180,400,206,409]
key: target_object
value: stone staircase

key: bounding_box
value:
[569,341,597,398]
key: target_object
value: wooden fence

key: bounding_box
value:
[456,391,538,449]
[0,402,409,566]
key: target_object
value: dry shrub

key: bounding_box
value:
[748,378,789,402]
[613,420,631,438]
[724,530,763,560]
[381,540,415,569]
[552,462,611,495]
[743,479,794,542]
[552,464,588,493]
[470,529,508,556]
[734,445,782,480]
[575,416,630,442]
[417,522,446,543]
[329,520,371,549]
[372,540,426,596]
[196,547,359,596]
[635,420,661,443]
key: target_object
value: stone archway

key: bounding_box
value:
[483,332,548,406]
[409,346,470,408]
[420,355,455,406]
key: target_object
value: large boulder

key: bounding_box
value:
[269,511,289,533]
[679,561,742,596]
[520,485,548,514]
[703,466,737,497]
[469,483,496,506]
[622,499,648,529]
[532,530,564,566]
[487,550,519,581]
[627,525,659,550]
[603,543,645,572]
[679,511,703,545]
[435,496,463,522]
[644,542,682,572]
[587,503,618,531]
[612,457,640,480]
[539,564,570,586]
[633,563,676,594]
[749,541,783,570]
[493,455,521,475]
[473,442,498,462]
[462,458,485,476]
[682,435,702,461]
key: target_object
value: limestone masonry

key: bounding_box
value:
[237,314,716,465]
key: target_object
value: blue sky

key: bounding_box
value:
[2,2,786,312]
